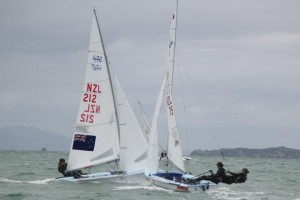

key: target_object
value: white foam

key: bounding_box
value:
[0,177,22,183]
[26,178,55,184]
[208,187,265,200]
[114,185,173,193]
[115,176,149,185]
[0,177,55,185]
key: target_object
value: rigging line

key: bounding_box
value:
[175,45,229,167]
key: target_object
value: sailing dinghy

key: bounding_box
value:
[56,9,147,182]
[145,1,216,192]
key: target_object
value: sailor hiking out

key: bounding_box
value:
[190,161,250,185]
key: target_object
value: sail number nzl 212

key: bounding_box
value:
[80,83,101,124]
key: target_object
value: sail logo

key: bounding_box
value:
[91,55,102,71]
[93,55,102,62]
[72,134,96,151]
[92,64,102,71]
[74,134,86,142]
[167,96,174,116]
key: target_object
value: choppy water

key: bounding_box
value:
[0,150,299,200]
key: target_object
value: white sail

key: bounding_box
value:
[67,10,120,171]
[165,4,185,172]
[146,77,166,174]
[114,76,148,173]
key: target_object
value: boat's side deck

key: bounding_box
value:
[149,171,216,192]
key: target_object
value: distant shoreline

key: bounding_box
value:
[190,146,300,159]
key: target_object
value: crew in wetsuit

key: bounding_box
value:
[58,158,82,178]
[159,150,167,161]
[193,162,226,184]
[222,168,249,184]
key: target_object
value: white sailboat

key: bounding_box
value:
[145,1,216,192]
[57,9,147,182]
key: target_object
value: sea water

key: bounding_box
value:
[0,150,299,200]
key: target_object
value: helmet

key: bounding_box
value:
[216,162,224,167]
[242,168,249,174]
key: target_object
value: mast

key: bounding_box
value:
[170,0,178,93]
[93,9,121,144]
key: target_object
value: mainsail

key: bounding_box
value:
[67,10,120,171]
[165,4,185,172]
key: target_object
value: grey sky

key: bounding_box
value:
[1,0,299,152]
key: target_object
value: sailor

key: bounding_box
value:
[193,162,226,184]
[159,150,167,161]
[222,168,249,184]
[58,158,71,177]
[58,158,82,178]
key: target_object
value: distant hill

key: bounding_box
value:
[191,147,300,159]
[0,125,71,151]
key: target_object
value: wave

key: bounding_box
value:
[115,175,149,185]
[207,187,265,200]
[0,177,22,183]
[114,185,173,193]
[17,172,35,176]
[0,177,55,185]
[26,178,55,184]
[0,193,28,199]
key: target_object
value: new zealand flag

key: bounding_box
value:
[72,134,96,151]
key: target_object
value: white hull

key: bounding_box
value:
[146,171,216,192]
[56,170,145,182]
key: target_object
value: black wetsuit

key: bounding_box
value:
[222,171,247,184]
[58,163,73,177]
[194,168,226,184]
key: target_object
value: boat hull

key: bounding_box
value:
[146,171,216,192]
[56,170,145,182]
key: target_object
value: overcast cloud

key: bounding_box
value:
[1,0,300,152]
